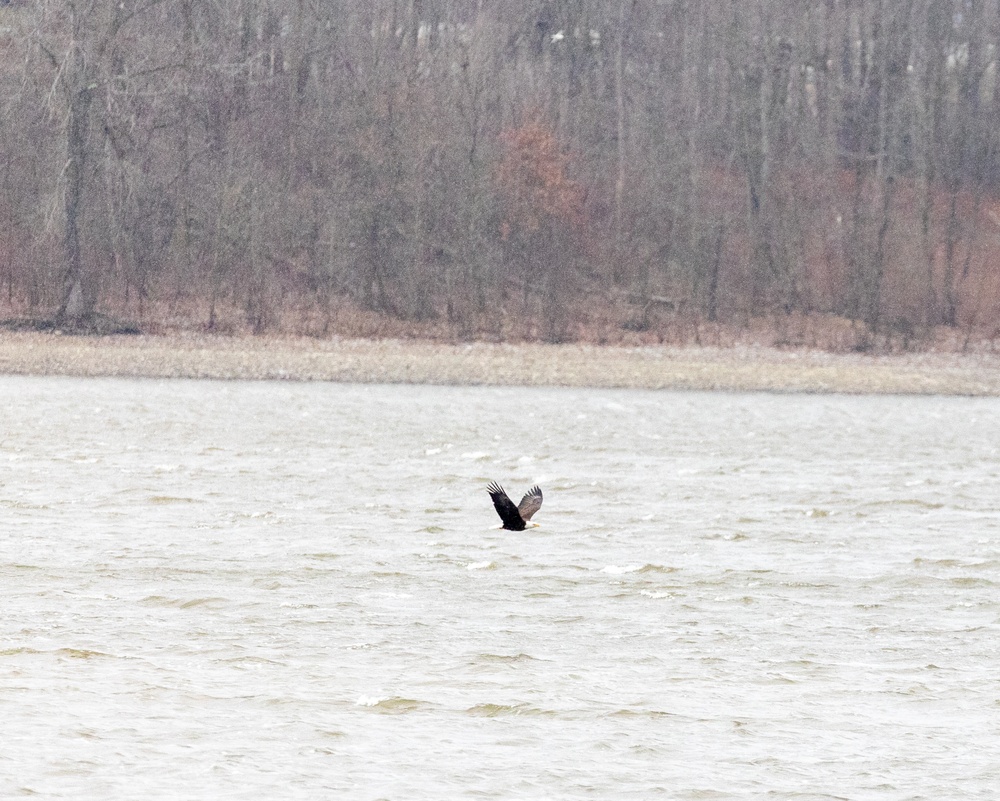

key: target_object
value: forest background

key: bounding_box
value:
[1,0,1000,352]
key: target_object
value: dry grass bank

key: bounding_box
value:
[1,331,999,395]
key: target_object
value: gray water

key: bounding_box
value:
[2,376,999,799]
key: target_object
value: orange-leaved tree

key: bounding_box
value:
[496,116,584,240]
[494,115,586,340]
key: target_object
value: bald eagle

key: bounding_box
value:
[487,482,543,530]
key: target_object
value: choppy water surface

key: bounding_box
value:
[2,376,999,799]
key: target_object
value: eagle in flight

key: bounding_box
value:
[487,482,543,530]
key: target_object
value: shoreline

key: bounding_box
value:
[1,331,999,395]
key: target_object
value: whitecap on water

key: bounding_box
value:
[355,695,384,707]
[460,451,490,460]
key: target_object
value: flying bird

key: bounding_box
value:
[487,481,543,531]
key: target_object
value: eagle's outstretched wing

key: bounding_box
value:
[487,481,525,530]
[517,485,543,521]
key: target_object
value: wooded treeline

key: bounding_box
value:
[1,0,1000,346]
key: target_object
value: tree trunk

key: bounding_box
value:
[56,69,96,328]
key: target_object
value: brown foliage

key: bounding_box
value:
[495,117,585,242]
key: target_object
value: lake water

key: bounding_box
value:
[1,376,998,799]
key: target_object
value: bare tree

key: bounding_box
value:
[25,0,174,329]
